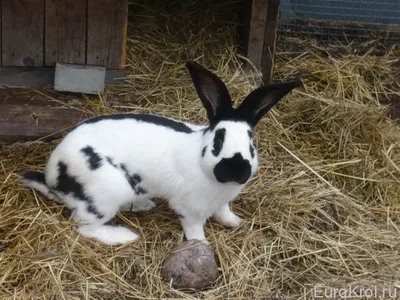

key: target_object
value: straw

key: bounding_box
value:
[1,0,399,299]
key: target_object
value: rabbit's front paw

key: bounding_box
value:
[180,217,208,244]
[213,204,243,228]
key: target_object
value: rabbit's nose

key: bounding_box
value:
[213,153,251,184]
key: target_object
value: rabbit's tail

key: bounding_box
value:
[21,171,57,201]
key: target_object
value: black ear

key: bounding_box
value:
[237,80,302,127]
[186,61,233,122]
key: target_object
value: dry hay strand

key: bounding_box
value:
[1,0,400,299]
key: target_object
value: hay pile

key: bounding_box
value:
[1,1,400,299]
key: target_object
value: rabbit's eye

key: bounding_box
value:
[250,145,255,158]
[212,128,226,157]
[247,130,252,139]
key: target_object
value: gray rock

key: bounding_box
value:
[162,239,219,290]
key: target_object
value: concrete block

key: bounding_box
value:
[54,63,106,94]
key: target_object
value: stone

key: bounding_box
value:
[161,239,219,290]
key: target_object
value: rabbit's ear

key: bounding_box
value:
[237,80,302,127]
[186,62,233,123]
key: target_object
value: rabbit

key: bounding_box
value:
[21,61,301,246]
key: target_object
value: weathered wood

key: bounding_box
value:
[0,0,2,66]
[45,0,87,66]
[87,0,128,69]
[240,0,252,54]
[0,89,89,145]
[1,0,44,67]
[242,0,269,70]
[0,67,127,87]
[240,0,281,84]
[262,0,280,83]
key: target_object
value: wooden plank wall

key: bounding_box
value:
[241,0,281,84]
[0,89,89,145]
[0,0,128,69]
[45,0,87,66]
[87,0,128,69]
[2,0,45,67]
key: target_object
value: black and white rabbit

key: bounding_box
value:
[21,62,301,245]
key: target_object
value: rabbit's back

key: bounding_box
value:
[44,115,205,199]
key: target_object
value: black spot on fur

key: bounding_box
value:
[54,161,104,219]
[80,146,102,170]
[54,162,86,199]
[77,114,194,133]
[22,170,46,185]
[212,128,226,157]
[106,156,118,168]
[250,145,255,158]
[177,213,185,219]
[213,153,251,184]
[87,204,102,217]
[135,187,147,195]
[120,164,147,195]
[202,146,207,157]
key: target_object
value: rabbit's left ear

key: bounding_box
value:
[237,80,302,127]
[186,61,233,123]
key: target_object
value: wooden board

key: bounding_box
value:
[1,0,44,67]
[45,0,87,66]
[240,0,281,84]
[0,89,89,145]
[262,0,280,83]
[242,0,269,69]
[0,67,127,87]
[87,0,128,69]
[0,0,2,66]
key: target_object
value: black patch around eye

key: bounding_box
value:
[212,128,226,157]
[54,161,104,219]
[80,146,102,170]
[250,145,255,158]
[202,146,207,157]
[247,130,252,139]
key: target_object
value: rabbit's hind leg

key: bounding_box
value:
[74,203,140,246]
[56,162,141,245]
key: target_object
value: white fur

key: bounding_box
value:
[77,225,140,245]
[21,178,55,200]
[23,115,258,245]
[21,60,299,246]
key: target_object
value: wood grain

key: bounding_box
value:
[45,0,87,66]
[0,89,88,145]
[87,0,128,69]
[0,67,127,87]
[243,0,269,69]
[1,0,44,66]
[262,0,280,83]
[0,0,2,66]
